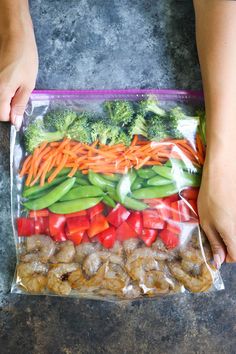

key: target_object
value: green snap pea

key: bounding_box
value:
[132,183,179,199]
[117,170,136,202]
[103,195,116,208]
[23,178,76,210]
[24,188,53,201]
[107,186,148,211]
[88,170,116,191]
[102,173,121,182]
[165,159,201,174]
[152,166,175,180]
[75,177,90,186]
[45,167,72,179]
[49,197,103,214]
[131,177,144,191]
[153,165,201,187]
[137,167,156,179]
[146,175,172,187]
[60,185,104,201]
[22,176,67,198]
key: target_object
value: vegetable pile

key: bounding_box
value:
[15,95,217,298]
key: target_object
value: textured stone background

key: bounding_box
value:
[0,1,236,353]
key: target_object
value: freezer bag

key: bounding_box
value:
[10,89,224,299]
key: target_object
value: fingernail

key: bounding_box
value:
[213,254,222,270]
[14,115,23,131]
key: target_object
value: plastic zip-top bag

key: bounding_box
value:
[10,89,224,300]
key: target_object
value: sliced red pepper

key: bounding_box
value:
[29,209,49,218]
[180,187,199,200]
[143,198,163,207]
[34,217,49,235]
[81,232,91,243]
[154,200,171,221]
[166,221,181,235]
[87,202,105,220]
[98,226,116,249]
[66,215,90,235]
[142,209,165,230]
[88,214,109,238]
[127,212,143,235]
[52,232,67,242]
[65,226,84,245]
[49,213,66,237]
[65,210,87,218]
[17,217,35,236]
[159,229,179,249]
[107,203,130,227]
[163,194,179,204]
[188,199,198,215]
[140,229,158,247]
[171,200,191,222]
[116,221,137,241]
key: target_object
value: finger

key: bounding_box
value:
[0,93,12,122]
[222,234,236,263]
[10,87,31,131]
[201,224,226,269]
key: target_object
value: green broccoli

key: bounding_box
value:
[139,95,166,117]
[90,120,116,145]
[129,114,147,138]
[147,115,171,141]
[43,109,77,132]
[103,100,134,127]
[25,121,64,153]
[66,113,91,143]
[170,107,199,139]
[115,130,132,146]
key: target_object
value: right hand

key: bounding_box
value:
[0,19,38,130]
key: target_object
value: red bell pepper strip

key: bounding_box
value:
[66,215,90,235]
[180,187,199,200]
[29,209,49,218]
[166,221,181,235]
[49,213,66,237]
[87,202,105,220]
[65,210,87,218]
[142,209,165,230]
[81,232,91,243]
[163,194,179,204]
[171,200,191,222]
[153,200,171,221]
[34,217,49,235]
[88,214,109,238]
[188,199,198,215]
[140,229,158,247]
[127,212,143,235]
[52,232,67,242]
[98,226,116,249]
[116,221,137,241]
[65,226,84,245]
[17,217,35,236]
[107,204,130,227]
[159,229,179,249]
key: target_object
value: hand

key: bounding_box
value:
[0,19,38,130]
[198,153,236,268]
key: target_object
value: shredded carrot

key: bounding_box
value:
[48,154,68,183]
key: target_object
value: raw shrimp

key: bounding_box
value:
[47,263,78,295]
[125,256,159,283]
[74,243,101,263]
[50,241,75,263]
[21,235,56,263]
[83,251,124,277]
[128,247,171,262]
[142,270,173,295]
[179,243,212,265]
[100,263,129,293]
[110,241,124,256]
[169,262,214,292]
[123,238,140,256]
[17,261,48,293]
[68,267,86,290]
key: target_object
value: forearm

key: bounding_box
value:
[194,0,236,158]
[0,0,32,37]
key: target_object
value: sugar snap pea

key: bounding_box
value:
[137,167,156,179]
[49,197,103,214]
[132,183,179,199]
[102,174,121,182]
[117,169,136,202]
[146,175,172,187]
[75,177,90,186]
[45,167,71,180]
[22,176,67,198]
[107,186,148,211]
[152,166,175,180]
[88,170,116,190]
[103,195,116,208]
[131,177,144,191]
[60,185,104,201]
[23,178,76,210]
[165,159,201,174]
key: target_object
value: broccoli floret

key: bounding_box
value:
[129,114,147,138]
[43,109,77,132]
[90,120,116,145]
[170,107,199,139]
[139,95,166,117]
[66,114,91,143]
[103,100,134,127]
[25,121,64,153]
[115,130,132,146]
[147,115,171,141]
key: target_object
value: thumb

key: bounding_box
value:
[202,225,226,269]
[10,87,31,131]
